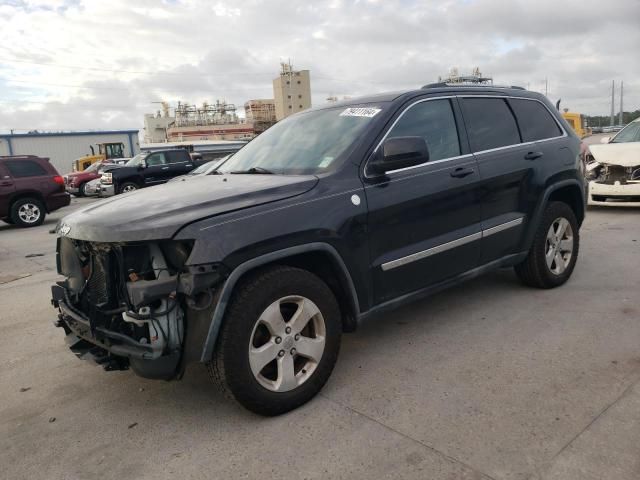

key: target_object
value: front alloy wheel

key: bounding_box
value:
[249,296,326,392]
[209,266,341,416]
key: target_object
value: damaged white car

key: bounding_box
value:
[586,117,640,206]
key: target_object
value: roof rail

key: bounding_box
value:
[421,83,526,90]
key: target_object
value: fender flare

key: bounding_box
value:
[199,242,360,362]
[523,179,585,249]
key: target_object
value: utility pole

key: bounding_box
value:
[619,81,624,125]
[610,80,615,127]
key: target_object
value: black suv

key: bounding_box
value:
[99,149,198,195]
[51,86,585,415]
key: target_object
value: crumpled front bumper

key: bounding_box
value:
[51,284,159,367]
[588,181,640,207]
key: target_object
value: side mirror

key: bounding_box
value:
[600,136,611,144]
[369,136,429,175]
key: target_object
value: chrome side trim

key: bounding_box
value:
[381,232,482,271]
[381,216,525,271]
[482,217,524,237]
[386,153,474,175]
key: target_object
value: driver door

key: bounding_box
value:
[143,152,169,185]
[364,98,482,304]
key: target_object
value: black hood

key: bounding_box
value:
[57,174,318,242]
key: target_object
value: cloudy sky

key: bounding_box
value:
[0,0,638,133]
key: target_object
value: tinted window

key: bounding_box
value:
[510,99,562,141]
[386,99,460,161]
[5,160,47,178]
[165,150,188,163]
[461,98,521,151]
[146,153,166,166]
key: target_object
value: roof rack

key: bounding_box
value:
[422,83,526,90]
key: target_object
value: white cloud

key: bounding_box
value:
[0,0,638,132]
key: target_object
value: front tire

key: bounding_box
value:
[10,198,45,227]
[209,266,342,416]
[80,182,91,197]
[119,182,138,194]
[515,201,579,288]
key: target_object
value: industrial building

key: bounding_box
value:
[273,62,312,121]
[0,130,139,174]
[144,102,174,143]
[244,99,277,134]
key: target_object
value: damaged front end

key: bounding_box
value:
[586,161,640,206]
[51,237,223,379]
[586,144,640,206]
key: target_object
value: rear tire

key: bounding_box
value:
[208,266,342,416]
[10,198,45,228]
[515,201,579,288]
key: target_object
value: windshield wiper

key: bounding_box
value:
[230,167,274,175]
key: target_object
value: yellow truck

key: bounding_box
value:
[72,142,126,172]
[561,111,591,139]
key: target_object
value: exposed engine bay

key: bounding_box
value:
[585,143,640,206]
[52,237,222,379]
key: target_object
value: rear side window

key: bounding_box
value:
[461,98,521,152]
[510,99,562,141]
[165,150,188,163]
[386,99,461,161]
[5,160,48,178]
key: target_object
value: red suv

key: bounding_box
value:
[0,155,71,227]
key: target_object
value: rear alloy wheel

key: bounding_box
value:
[119,182,138,194]
[209,266,341,416]
[515,201,579,288]
[11,198,45,227]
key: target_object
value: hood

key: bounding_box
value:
[57,174,318,242]
[589,143,640,167]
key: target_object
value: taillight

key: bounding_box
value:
[53,175,65,185]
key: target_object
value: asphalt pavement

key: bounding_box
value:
[1,193,639,480]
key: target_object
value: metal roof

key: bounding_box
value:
[0,129,139,139]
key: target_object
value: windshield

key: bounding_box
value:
[612,121,640,143]
[219,105,385,175]
[190,159,222,175]
[125,153,147,166]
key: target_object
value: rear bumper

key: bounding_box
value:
[588,181,640,207]
[47,192,71,212]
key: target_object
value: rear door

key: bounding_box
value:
[364,97,483,304]
[0,162,16,217]
[459,96,536,264]
[164,150,195,180]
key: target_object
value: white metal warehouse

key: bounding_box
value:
[0,130,140,174]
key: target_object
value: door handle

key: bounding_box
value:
[524,151,544,161]
[0,181,13,186]
[450,167,474,178]
[161,166,169,170]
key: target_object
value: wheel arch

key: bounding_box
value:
[523,179,585,250]
[199,243,360,363]
[9,191,47,212]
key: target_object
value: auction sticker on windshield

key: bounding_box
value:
[340,107,381,118]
